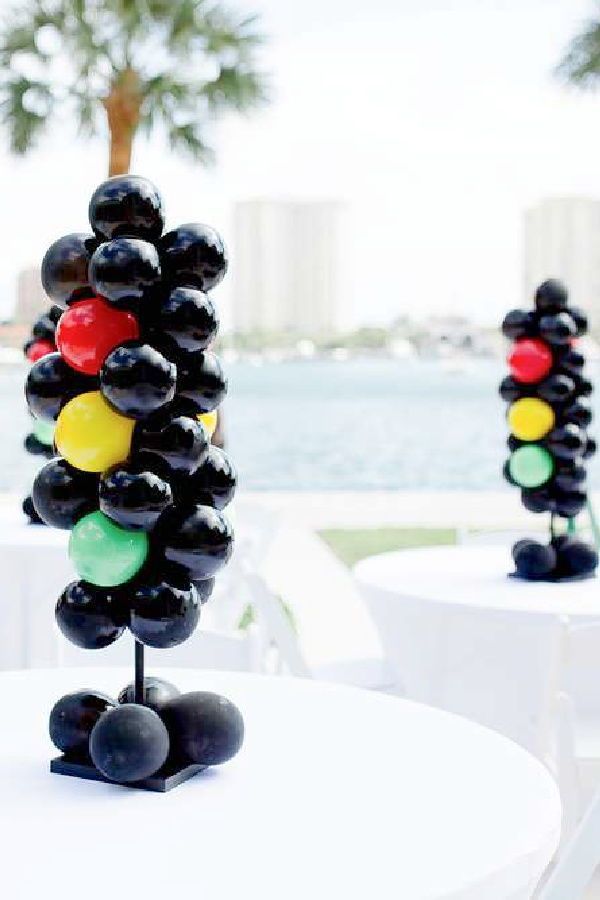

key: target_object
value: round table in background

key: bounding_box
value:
[0,668,559,900]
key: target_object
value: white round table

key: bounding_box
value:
[0,668,559,900]
[354,545,600,754]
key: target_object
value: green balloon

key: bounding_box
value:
[69,511,148,587]
[33,418,55,447]
[509,444,554,488]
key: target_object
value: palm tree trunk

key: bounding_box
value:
[103,68,142,176]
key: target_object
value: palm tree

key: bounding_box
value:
[556,10,600,87]
[0,0,267,176]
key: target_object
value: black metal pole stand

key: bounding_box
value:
[135,640,145,705]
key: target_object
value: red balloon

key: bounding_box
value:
[56,296,139,375]
[508,338,552,384]
[26,339,55,362]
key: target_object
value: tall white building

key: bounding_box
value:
[232,199,341,335]
[523,197,600,323]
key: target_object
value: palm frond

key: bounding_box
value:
[202,65,268,112]
[167,120,214,163]
[557,17,600,85]
[0,76,52,153]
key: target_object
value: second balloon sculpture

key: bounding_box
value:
[27,174,243,789]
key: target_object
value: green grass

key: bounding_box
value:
[319,527,457,568]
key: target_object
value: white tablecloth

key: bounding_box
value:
[0,668,560,900]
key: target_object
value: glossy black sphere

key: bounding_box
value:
[89,237,161,306]
[562,398,593,429]
[32,312,57,343]
[160,505,233,580]
[135,415,209,477]
[534,279,568,312]
[56,580,127,649]
[41,233,97,308]
[193,577,215,604]
[513,540,557,580]
[26,352,94,422]
[584,436,597,459]
[130,578,200,648]
[48,305,63,326]
[89,175,164,242]
[554,489,587,518]
[570,305,588,336]
[24,432,54,457]
[157,287,218,351]
[499,376,525,403]
[575,376,593,397]
[521,487,555,514]
[99,466,172,530]
[176,350,227,414]
[161,691,244,766]
[538,374,576,404]
[546,424,586,460]
[188,446,237,509]
[49,690,115,756]
[89,704,170,783]
[33,458,98,529]
[555,538,598,578]
[22,494,44,524]
[556,348,585,376]
[118,677,180,711]
[100,342,176,418]
[555,463,587,493]
[160,223,228,291]
[539,312,577,345]
[501,309,535,340]
[507,435,523,452]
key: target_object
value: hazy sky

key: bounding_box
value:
[0,0,599,328]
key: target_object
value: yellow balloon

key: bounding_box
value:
[198,410,218,439]
[55,391,135,473]
[508,397,555,441]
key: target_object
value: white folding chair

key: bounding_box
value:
[537,788,600,899]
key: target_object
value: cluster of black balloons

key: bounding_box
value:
[500,279,598,580]
[50,677,244,783]
[22,307,62,523]
[25,174,244,783]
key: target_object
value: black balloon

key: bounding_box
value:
[41,233,97,307]
[56,580,127,649]
[135,415,209,477]
[534,279,568,312]
[159,505,233,580]
[48,305,63,326]
[176,350,227,413]
[118,677,179,711]
[89,704,170,783]
[512,540,557,580]
[584,436,597,459]
[89,175,164,242]
[22,494,44,524]
[570,305,588,336]
[99,466,172,530]
[24,432,54,457]
[575,376,593,397]
[161,691,244,766]
[193,577,215,604]
[499,375,525,402]
[546,424,586,460]
[130,578,200,648]
[538,374,575,404]
[100,342,176,418]
[160,223,228,292]
[507,435,523,452]
[188,446,237,509]
[501,309,534,340]
[33,458,98,529]
[555,538,598,578]
[554,489,587,518]
[539,312,577,345]
[555,463,587,493]
[32,312,57,343]
[556,348,585,376]
[89,237,161,306]
[521,488,555,514]
[26,352,93,422]
[49,690,115,756]
[562,398,593,428]
[157,287,218,351]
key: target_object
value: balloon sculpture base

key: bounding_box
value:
[50,754,206,793]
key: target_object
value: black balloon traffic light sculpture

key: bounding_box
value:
[27,176,244,790]
[500,279,599,581]
[22,308,62,523]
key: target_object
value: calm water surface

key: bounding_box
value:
[7,359,600,493]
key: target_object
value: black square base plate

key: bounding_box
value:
[51,755,206,792]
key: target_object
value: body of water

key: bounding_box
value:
[7,359,600,493]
